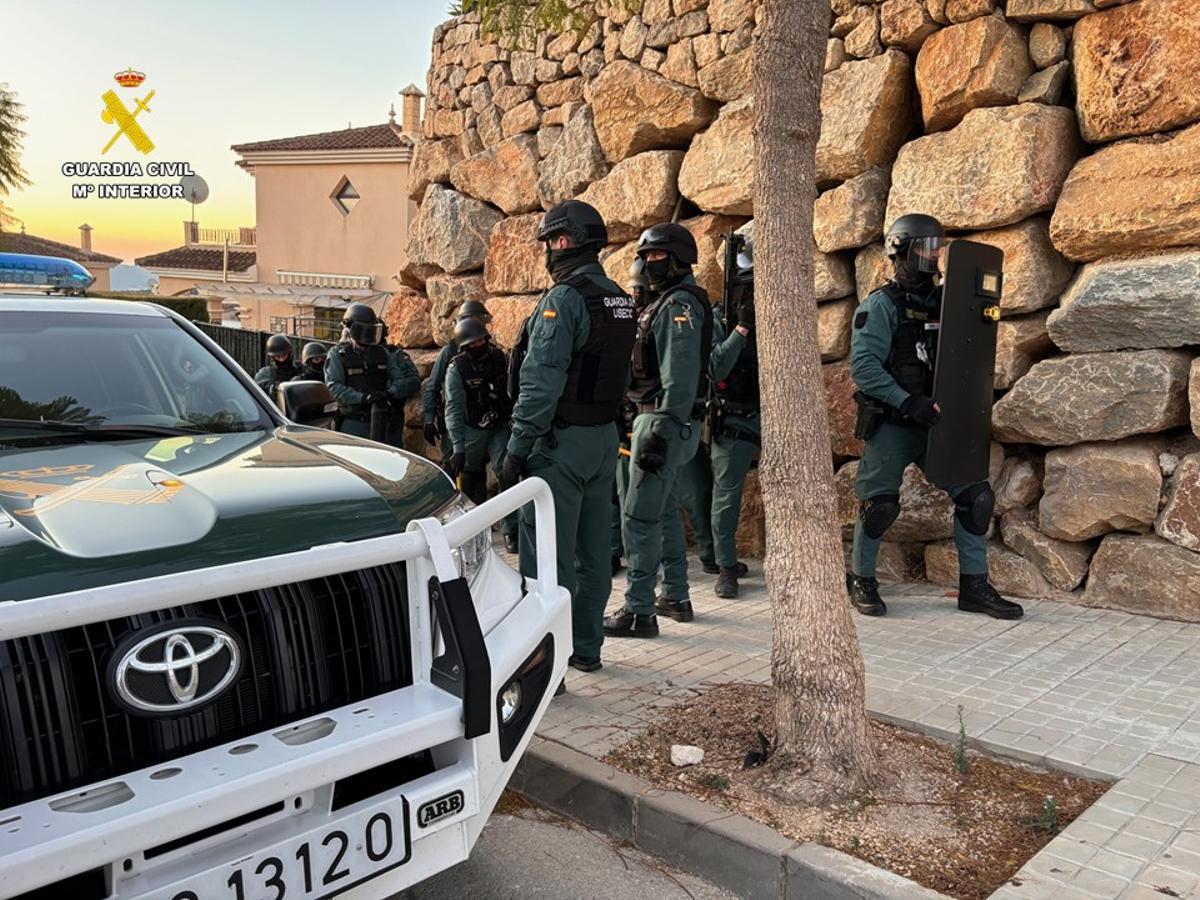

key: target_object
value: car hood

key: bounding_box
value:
[0,427,456,601]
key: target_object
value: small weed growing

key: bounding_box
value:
[954,705,971,776]
[1021,795,1060,835]
[700,773,730,792]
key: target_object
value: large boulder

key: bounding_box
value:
[1000,509,1093,592]
[842,539,927,583]
[486,294,540,349]
[1049,123,1200,262]
[994,457,1042,515]
[819,298,856,363]
[426,272,488,345]
[1038,439,1163,541]
[966,217,1075,315]
[1073,0,1200,143]
[1156,452,1200,552]
[915,17,1032,133]
[813,167,891,254]
[924,540,1056,599]
[835,460,956,541]
[483,213,552,296]
[887,104,1079,231]
[854,244,888,301]
[816,50,914,184]
[823,362,864,458]
[697,48,752,102]
[589,60,716,162]
[1192,358,1200,440]
[678,95,754,216]
[578,150,685,243]
[382,288,435,349]
[1007,0,1097,20]
[1029,23,1067,69]
[995,311,1054,391]
[880,0,940,54]
[992,350,1191,445]
[1084,534,1200,622]
[1047,251,1200,352]
[409,137,464,202]
[536,106,609,209]
[449,135,541,216]
[1018,60,1070,106]
[407,185,503,277]
[819,247,858,301]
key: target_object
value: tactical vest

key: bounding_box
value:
[628,282,713,415]
[451,344,512,428]
[333,342,389,410]
[295,363,324,381]
[715,328,758,415]
[263,360,301,392]
[879,282,940,398]
[433,340,458,427]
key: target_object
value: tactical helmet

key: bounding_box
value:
[266,334,293,357]
[733,232,753,285]
[342,303,384,345]
[456,299,492,324]
[626,256,649,291]
[301,341,327,364]
[454,316,489,346]
[537,200,608,247]
[885,213,945,276]
[636,222,698,266]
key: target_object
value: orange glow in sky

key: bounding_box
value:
[3,0,439,265]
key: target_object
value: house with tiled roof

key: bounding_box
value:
[138,88,423,331]
[0,225,122,291]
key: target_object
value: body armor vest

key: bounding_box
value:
[451,344,511,428]
[334,342,389,410]
[628,283,713,414]
[715,329,758,415]
[262,361,301,392]
[880,282,940,399]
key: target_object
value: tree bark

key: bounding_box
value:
[753,0,879,797]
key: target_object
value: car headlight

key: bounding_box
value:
[436,494,493,584]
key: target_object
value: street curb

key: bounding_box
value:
[513,737,951,900]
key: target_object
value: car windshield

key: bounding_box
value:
[0,310,272,436]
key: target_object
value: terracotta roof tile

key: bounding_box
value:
[134,246,256,272]
[0,230,122,264]
[232,122,407,153]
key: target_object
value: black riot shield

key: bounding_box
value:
[924,239,1003,486]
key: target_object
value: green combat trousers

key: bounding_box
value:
[851,421,988,578]
[620,414,702,615]
[336,412,399,447]
[710,432,757,569]
[611,453,627,559]
[518,422,618,659]
[460,424,517,537]
[675,445,715,564]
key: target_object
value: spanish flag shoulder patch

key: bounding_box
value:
[543,309,557,319]
[673,315,689,323]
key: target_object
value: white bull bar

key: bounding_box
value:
[0,478,568,899]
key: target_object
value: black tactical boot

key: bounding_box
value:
[701,558,720,575]
[569,654,602,673]
[715,567,740,599]
[848,575,887,617]
[504,533,519,554]
[958,574,1024,620]
[655,596,694,622]
[705,559,747,577]
[602,610,659,638]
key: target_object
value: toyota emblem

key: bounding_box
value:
[108,620,243,716]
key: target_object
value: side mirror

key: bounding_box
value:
[277,380,337,429]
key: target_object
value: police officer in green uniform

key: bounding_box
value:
[707,237,759,599]
[501,200,637,673]
[326,303,420,443]
[443,316,519,552]
[604,223,711,638]
[422,301,492,458]
[292,342,327,381]
[848,214,1022,620]
[254,334,301,393]
[611,261,651,576]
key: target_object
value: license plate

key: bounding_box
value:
[142,797,410,900]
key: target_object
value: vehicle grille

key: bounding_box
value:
[0,564,411,808]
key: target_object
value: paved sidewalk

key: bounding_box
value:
[534,558,1200,900]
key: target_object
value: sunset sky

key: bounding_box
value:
[3,0,445,263]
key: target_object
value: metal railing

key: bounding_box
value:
[184,223,256,247]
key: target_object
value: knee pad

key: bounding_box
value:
[955,483,995,536]
[859,494,900,539]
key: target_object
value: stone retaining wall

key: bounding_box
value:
[387,0,1200,621]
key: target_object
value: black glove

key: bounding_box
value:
[363,391,383,406]
[635,432,669,474]
[900,394,941,428]
[499,453,528,491]
[447,451,465,478]
[423,421,440,447]
[737,296,755,330]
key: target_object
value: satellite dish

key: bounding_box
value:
[180,174,209,205]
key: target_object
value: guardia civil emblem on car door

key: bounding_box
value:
[108,620,243,716]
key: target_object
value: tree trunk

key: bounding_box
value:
[753,0,879,797]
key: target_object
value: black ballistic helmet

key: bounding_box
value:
[301,342,326,364]
[537,200,608,247]
[266,334,292,356]
[626,256,649,291]
[733,232,753,285]
[453,316,489,345]
[885,213,946,277]
[457,299,492,324]
[342,303,384,345]
[636,222,698,266]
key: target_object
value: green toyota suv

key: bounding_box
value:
[0,295,569,899]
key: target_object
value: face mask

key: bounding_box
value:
[545,243,597,281]
[467,341,489,358]
[643,257,673,290]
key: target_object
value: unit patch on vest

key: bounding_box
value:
[854,311,868,329]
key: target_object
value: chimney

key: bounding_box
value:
[184,220,198,244]
[79,223,93,252]
[399,84,425,135]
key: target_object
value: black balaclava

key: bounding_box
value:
[545,242,599,282]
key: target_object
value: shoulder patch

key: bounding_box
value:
[854,310,869,329]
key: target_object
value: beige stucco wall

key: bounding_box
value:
[154,275,211,298]
[86,264,112,292]
[251,161,417,290]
